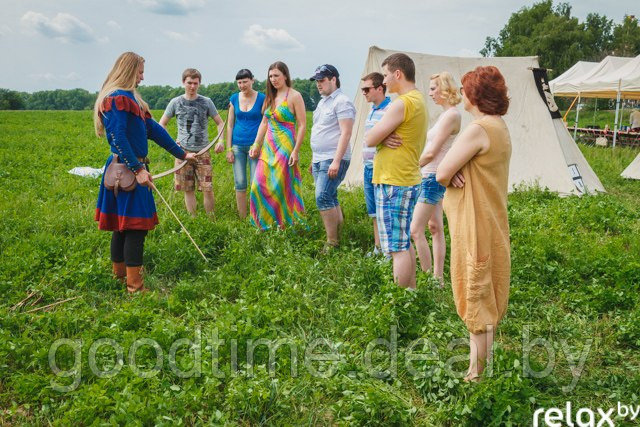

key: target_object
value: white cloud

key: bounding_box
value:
[21,11,107,43]
[242,24,304,51]
[164,30,201,41]
[30,72,82,82]
[0,25,13,37]
[30,72,56,82]
[134,0,205,15]
[106,20,122,31]
[63,72,81,81]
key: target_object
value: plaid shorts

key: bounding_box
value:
[174,150,212,192]
[375,183,419,253]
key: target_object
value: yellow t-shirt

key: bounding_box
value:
[372,89,428,186]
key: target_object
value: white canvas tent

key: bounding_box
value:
[550,56,635,98]
[549,61,599,95]
[621,154,640,180]
[549,55,640,146]
[343,46,605,196]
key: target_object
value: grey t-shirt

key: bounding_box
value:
[163,95,219,151]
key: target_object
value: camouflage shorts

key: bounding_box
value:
[174,150,213,192]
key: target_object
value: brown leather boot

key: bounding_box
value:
[126,266,147,293]
[112,262,126,283]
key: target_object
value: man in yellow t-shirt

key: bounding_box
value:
[365,53,428,289]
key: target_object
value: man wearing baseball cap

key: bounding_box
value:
[309,64,356,252]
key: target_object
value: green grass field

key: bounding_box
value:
[1,110,639,425]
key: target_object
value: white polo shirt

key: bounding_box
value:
[310,88,356,163]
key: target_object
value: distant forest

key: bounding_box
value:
[0,79,321,111]
[5,2,638,112]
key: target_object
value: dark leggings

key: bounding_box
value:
[110,230,147,267]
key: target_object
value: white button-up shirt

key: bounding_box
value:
[310,88,356,163]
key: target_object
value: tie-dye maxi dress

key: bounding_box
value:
[249,95,305,230]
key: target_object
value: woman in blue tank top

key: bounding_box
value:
[225,69,266,218]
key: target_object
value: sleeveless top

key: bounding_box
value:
[421,108,460,176]
[372,89,428,186]
[230,91,266,146]
[249,89,305,230]
[443,115,512,334]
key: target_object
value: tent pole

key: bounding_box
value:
[613,88,621,148]
[593,98,597,124]
[573,94,581,139]
[563,96,578,122]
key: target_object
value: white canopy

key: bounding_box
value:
[550,55,640,99]
[343,46,605,196]
[549,61,599,95]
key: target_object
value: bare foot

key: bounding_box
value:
[463,372,480,383]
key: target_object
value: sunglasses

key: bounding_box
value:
[361,84,382,94]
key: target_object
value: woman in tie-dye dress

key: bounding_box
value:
[249,62,307,229]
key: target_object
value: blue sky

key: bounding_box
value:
[0,0,637,98]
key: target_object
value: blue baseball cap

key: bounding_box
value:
[310,64,339,81]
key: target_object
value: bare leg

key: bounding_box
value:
[391,245,416,288]
[466,326,494,381]
[235,190,247,219]
[184,190,197,217]
[410,202,437,272]
[428,202,446,283]
[372,217,380,248]
[320,207,341,244]
[203,189,215,217]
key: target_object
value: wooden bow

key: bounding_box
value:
[147,118,228,262]
[152,119,227,180]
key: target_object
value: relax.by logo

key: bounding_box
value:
[533,402,640,427]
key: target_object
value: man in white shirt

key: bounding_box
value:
[309,64,356,251]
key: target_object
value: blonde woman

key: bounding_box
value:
[94,52,195,293]
[410,72,461,285]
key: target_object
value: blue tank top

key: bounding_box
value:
[230,92,265,146]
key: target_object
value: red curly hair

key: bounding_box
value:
[461,66,509,116]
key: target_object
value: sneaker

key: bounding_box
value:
[366,246,381,257]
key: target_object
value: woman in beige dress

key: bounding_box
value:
[436,66,512,381]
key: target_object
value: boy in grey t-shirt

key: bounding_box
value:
[160,68,225,217]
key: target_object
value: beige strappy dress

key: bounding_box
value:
[443,115,512,334]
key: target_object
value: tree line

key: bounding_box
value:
[4,1,638,111]
[0,79,321,111]
[482,1,640,79]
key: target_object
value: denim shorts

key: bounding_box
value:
[232,144,257,191]
[417,173,446,205]
[363,163,376,217]
[375,183,419,253]
[312,159,350,211]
